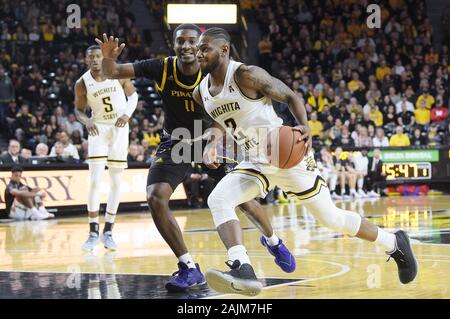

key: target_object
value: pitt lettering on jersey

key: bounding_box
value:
[92,86,117,98]
[210,102,241,119]
[171,90,192,98]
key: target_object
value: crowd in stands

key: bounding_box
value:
[254,0,450,152]
[0,0,163,165]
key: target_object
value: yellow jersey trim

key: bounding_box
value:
[286,176,328,200]
[231,169,270,194]
[173,57,202,90]
[156,57,169,92]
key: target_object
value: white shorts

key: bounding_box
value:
[229,152,327,203]
[9,200,27,220]
[88,123,129,168]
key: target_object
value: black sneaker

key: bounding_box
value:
[388,230,418,284]
[205,260,263,296]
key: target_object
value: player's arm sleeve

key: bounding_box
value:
[132,58,165,83]
[121,79,138,117]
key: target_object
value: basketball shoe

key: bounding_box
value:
[387,230,418,284]
[205,260,262,296]
[260,236,296,273]
[165,262,206,292]
[100,231,117,251]
[82,232,99,251]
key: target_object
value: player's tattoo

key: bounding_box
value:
[235,65,295,105]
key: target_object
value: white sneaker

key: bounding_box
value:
[30,207,45,220]
[342,194,351,200]
[351,191,362,199]
[331,192,341,200]
[38,207,55,219]
[368,190,380,198]
[24,208,33,220]
[358,189,368,198]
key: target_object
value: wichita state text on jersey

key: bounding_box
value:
[82,70,127,124]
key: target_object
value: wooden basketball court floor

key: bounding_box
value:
[0,195,449,299]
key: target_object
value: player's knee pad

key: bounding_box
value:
[207,188,238,228]
[315,207,361,236]
[306,191,362,236]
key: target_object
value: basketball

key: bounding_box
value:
[266,126,307,169]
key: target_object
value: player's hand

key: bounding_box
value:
[95,34,126,60]
[86,119,99,136]
[203,144,220,169]
[292,125,312,154]
[115,114,130,127]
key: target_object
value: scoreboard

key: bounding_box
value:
[379,149,450,183]
[382,163,431,180]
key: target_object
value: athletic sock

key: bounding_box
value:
[264,233,280,246]
[228,245,251,265]
[103,222,114,233]
[357,177,364,190]
[178,253,196,269]
[89,216,99,235]
[375,228,397,254]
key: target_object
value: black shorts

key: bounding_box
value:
[147,137,230,191]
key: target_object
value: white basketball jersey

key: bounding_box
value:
[81,70,127,125]
[199,60,283,163]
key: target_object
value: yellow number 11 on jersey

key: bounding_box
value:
[184,99,195,112]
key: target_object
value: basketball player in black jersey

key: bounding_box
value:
[95,24,295,292]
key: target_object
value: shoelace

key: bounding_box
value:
[225,260,240,269]
[386,249,406,264]
[171,266,189,280]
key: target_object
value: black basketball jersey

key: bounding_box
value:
[133,56,211,139]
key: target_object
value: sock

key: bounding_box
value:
[178,253,196,269]
[89,216,99,234]
[350,188,356,194]
[357,178,364,190]
[103,222,114,233]
[228,245,251,265]
[264,233,280,246]
[375,228,397,254]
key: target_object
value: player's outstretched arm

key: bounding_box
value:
[95,33,135,79]
[235,65,311,150]
[74,79,99,136]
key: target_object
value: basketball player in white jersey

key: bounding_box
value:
[75,44,138,251]
[194,28,418,296]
